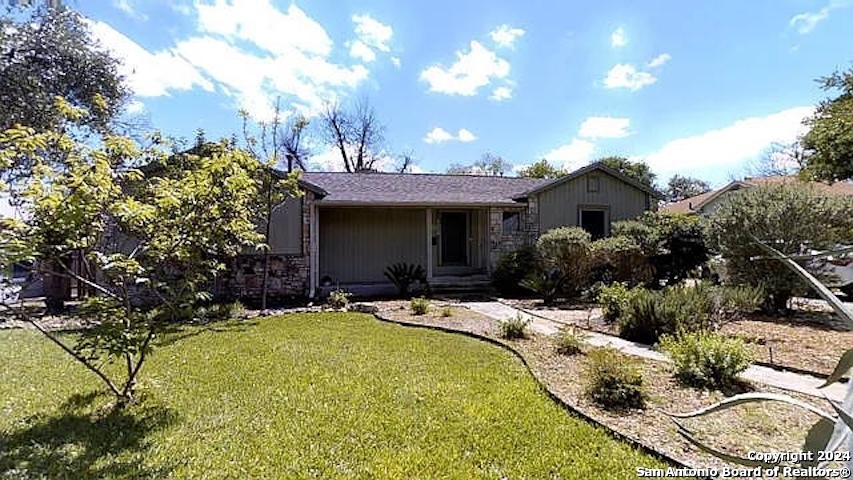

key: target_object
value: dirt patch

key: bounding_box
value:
[376,300,834,473]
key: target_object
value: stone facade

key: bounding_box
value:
[216,191,314,300]
[488,197,539,270]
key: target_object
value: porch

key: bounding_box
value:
[315,206,493,293]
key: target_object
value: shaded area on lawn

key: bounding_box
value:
[0,391,178,479]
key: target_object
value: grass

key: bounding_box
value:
[0,313,669,479]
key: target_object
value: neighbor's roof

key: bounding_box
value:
[300,171,552,206]
[662,175,853,214]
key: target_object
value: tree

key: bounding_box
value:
[0,99,264,405]
[665,175,711,202]
[319,98,385,172]
[518,159,566,179]
[0,4,129,133]
[705,182,853,312]
[747,141,807,177]
[800,67,853,181]
[597,156,656,187]
[240,101,304,311]
[447,152,512,176]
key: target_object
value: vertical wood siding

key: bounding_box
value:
[268,196,303,254]
[536,172,650,234]
[319,207,427,284]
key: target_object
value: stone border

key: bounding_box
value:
[372,311,711,477]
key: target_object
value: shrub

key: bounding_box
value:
[499,313,530,339]
[519,271,564,305]
[596,282,637,321]
[410,297,429,315]
[705,182,853,312]
[617,285,714,344]
[554,326,586,355]
[328,289,351,309]
[584,347,646,410]
[440,305,453,317]
[659,331,753,389]
[384,262,427,298]
[535,227,592,298]
[589,236,652,286]
[613,212,709,286]
[492,245,539,295]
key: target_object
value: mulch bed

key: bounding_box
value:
[504,298,853,378]
[375,300,833,473]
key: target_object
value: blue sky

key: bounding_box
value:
[73,0,853,186]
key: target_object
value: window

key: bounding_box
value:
[579,208,607,240]
[502,211,521,233]
[587,176,600,193]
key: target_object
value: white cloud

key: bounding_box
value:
[91,2,376,120]
[603,63,657,91]
[489,86,513,101]
[424,127,477,144]
[352,14,393,52]
[457,128,477,142]
[420,41,511,96]
[307,146,405,172]
[86,20,214,97]
[790,0,847,34]
[114,0,148,20]
[542,138,596,171]
[610,27,626,47]
[647,53,671,68]
[125,100,145,114]
[349,40,376,63]
[578,116,631,139]
[490,24,525,48]
[642,106,814,176]
[390,56,402,68]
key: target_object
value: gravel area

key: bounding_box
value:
[375,299,834,473]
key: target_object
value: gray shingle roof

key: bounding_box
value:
[300,172,552,206]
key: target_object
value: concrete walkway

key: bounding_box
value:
[465,301,847,403]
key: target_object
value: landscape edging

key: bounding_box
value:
[372,311,710,477]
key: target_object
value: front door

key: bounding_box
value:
[440,212,468,266]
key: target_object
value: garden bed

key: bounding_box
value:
[504,297,852,378]
[377,300,834,473]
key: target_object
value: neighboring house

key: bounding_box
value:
[221,161,660,298]
[663,175,853,216]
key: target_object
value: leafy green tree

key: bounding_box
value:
[0,4,129,133]
[665,175,711,202]
[0,99,264,405]
[517,159,566,179]
[801,67,853,181]
[705,182,853,312]
[597,156,656,187]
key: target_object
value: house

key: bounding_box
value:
[662,175,853,216]
[222,161,661,298]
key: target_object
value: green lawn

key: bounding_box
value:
[0,313,669,479]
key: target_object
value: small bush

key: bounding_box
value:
[536,227,592,298]
[328,289,351,309]
[596,282,636,321]
[440,305,453,317]
[519,271,564,305]
[659,331,753,389]
[492,245,539,295]
[589,236,652,286]
[410,297,429,315]
[499,314,530,339]
[617,285,714,344]
[384,262,427,297]
[584,347,646,410]
[554,326,586,355]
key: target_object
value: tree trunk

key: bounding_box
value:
[42,259,68,314]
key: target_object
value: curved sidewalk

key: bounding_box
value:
[465,301,847,403]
